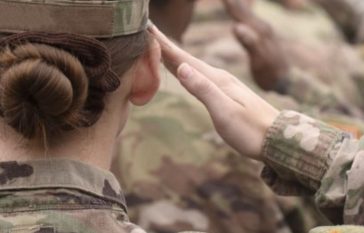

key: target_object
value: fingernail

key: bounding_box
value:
[178,63,193,80]
[147,20,156,32]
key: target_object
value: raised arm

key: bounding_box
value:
[149,24,364,225]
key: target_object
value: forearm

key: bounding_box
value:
[262,110,364,224]
[262,111,344,194]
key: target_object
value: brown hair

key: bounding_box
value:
[0,31,150,139]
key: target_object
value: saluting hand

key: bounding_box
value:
[149,25,279,161]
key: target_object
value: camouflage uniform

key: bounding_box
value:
[0,1,159,233]
[276,66,364,119]
[117,87,329,233]
[243,0,364,121]
[0,159,149,233]
[255,0,364,124]
[251,6,364,231]
[116,2,364,233]
[262,110,364,232]
[316,0,364,44]
[0,116,363,233]
[118,86,364,233]
[239,2,364,231]
[0,0,149,38]
[117,2,312,233]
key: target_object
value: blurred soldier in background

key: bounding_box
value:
[227,0,364,121]
[116,1,310,231]
[223,0,364,224]
[149,0,197,42]
[113,0,364,232]
[315,0,364,44]
[110,1,347,233]
[114,0,364,231]
[268,0,364,44]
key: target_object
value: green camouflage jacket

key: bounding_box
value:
[117,89,329,233]
[0,159,150,233]
[114,3,364,233]
[279,67,364,120]
[262,110,364,232]
[1,114,363,233]
[257,0,364,121]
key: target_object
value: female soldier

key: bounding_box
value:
[0,1,362,233]
[0,0,163,232]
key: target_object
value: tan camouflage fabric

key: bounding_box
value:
[0,159,207,233]
[0,159,150,233]
[317,0,364,44]
[257,0,364,133]
[0,0,149,37]
[255,0,364,121]
[262,110,364,229]
[310,226,364,233]
[116,87,330,233]
[213,2,364,229]
[118,88,364,233]
[279,66,364,119]
[114,2,364,233]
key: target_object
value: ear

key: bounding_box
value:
[129,39,161,106]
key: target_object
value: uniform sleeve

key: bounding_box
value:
[316,0,364,43]
[276,68,363,116]
[261,110,364,224]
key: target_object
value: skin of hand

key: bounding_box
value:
[222,0,290,91]
[148,25,280,161]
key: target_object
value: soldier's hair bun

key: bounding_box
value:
[0,43,88,138]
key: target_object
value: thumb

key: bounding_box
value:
[233,24,259,52]
[176,63,232,111]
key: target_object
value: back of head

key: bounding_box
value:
[0,0,150,141]
[0,43,88,138]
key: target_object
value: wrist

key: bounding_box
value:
[257,107,280,160]
[245,104,280,161]
[262,111,344,190]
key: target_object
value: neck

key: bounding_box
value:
[0,120,116,170]
[0,87,130,171]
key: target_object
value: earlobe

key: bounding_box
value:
[129,39,161,106]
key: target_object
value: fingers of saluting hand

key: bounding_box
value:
[177,63,235,113]
[148,24,279,160]
[148,24,226,84]
[148,24,256,104]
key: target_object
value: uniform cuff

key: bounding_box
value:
[261,111,344,195]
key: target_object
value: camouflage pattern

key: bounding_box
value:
[216,1,364,230]
[310,226,364,233]
[117,88,364,233]
[262,110,364,228]
[116,87,330,233]
[254,0,364,129]
[316,0,364,44]
[278,66,364,119]
[114,2,364,233]
[224,0,364,119]
[230,0,364,121]
[0,0,149,37]
[0,159,154,233]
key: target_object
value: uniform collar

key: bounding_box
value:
[0,159,127,212]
